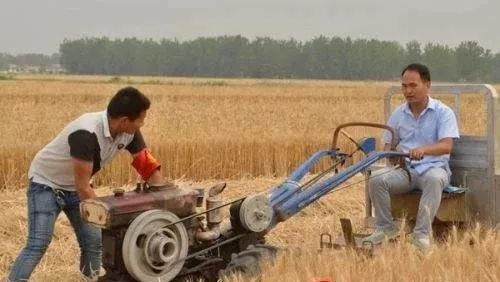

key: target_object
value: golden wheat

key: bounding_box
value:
[0,75,499,281]
[0,76,493,189]
[1,177,498,282]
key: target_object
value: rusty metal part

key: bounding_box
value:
[206,183,225,223]
[161,197,246,230]
[174,233,248,266]
[319,233,333,250]
[195,188,205,207]
[206,197,223,225]
[322,218,374,256]
[195,226,221,241]
[145,179,178,190]
[113,188,125,197]
[340,218,355,247]
[80,187,198,229]
[208,183,226,197]
[339,129,362,149]
[206,183,226,225]
[195,183,228,242]
[331,122,398,151]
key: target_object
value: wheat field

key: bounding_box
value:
[0,75,498,281]
[0,75,490,189]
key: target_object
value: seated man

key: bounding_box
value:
[362,63,459,250]
[9,87,167,281]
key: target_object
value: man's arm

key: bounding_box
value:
[147,167,164,183]
[72,158,96,200]
[131,149,162,181]
[409,138,453,160]
[127,131,166,183]
[385,137,453,160]
[68,130,99,200]
[410,106,458,160]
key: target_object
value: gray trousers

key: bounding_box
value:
[368,166,449,238]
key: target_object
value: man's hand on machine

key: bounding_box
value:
[409,147,425,160]
[146,169,177,189]
[132,149,176,189]
[409,139,453,161]
[388,155,406,166]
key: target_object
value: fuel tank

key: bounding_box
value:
[80,185,199,229]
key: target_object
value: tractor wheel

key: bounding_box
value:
[219,244,278,279]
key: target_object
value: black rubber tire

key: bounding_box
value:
[219,244,278,279]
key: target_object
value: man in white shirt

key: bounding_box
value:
[9,87,166,281]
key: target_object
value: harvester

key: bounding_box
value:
[80,84,500,282]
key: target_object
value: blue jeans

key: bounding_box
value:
[9,181,102,281]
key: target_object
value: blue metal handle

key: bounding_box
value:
[287,149,337,182]
[268,149,338,206]
[269,150,408,222]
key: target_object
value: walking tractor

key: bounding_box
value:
[80,84,500,282]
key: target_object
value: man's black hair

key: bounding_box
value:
[107,87,150,120]
[401,63,431,82]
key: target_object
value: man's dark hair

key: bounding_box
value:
[107,87,150,120]
[401,63,431,82]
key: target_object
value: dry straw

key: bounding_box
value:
[0,76,497,281]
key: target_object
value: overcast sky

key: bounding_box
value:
[1,0,499,54]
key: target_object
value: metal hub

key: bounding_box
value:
[239,194,274,232]
[122,210,188,282]
[144,228,179,270]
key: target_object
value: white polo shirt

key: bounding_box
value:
[28,111,145,191]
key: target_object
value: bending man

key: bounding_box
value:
[9,87,166,281]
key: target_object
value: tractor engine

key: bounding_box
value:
[80,183,207,282]
[81,179,278,282]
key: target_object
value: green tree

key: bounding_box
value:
[456,41,492,82]
[492,53,500,82]
[422,43,458,82]
[405,40,422,64]
[57,36,497,82]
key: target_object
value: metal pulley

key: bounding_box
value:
[122,210,189,282]
[239,194,274,232]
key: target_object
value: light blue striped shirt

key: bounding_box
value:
[382,97,460,175]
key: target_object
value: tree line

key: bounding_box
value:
[3,36,500,82]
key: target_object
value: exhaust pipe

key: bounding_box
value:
[196,183,226,241]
